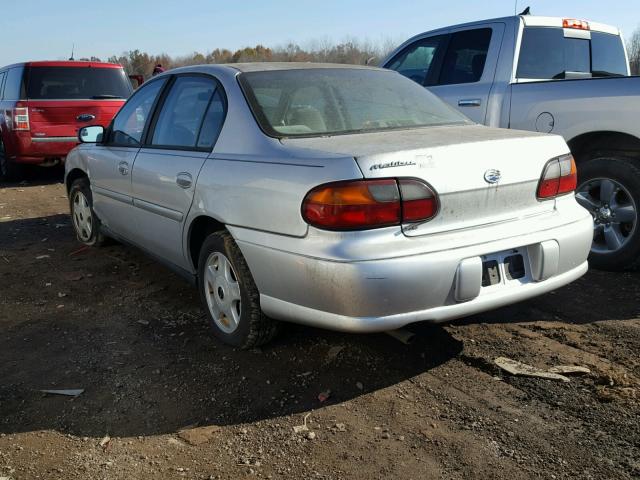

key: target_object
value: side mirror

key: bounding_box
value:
[78,125,104,143]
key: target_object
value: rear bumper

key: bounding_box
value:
[8,132,78,163]
[232,205,593,333]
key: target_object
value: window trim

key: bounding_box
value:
[103,76,170,148]
[142,72,228,153]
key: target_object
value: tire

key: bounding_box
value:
[68,178,107,247]
[0,140,22,182]
[198,230,279,348]
[576,156,640,271]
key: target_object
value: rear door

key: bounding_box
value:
[129,74,226,269]
[89,78,167,239]
[24,65,132,141]
[428,24,505,124]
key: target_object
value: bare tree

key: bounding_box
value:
[628,26,640,75]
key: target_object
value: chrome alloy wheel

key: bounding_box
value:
[204,252,242,334]
[72,191,93,242]
[576,178,637,254]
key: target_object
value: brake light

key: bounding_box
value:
[13,107,30,131]
[537,154,577,199]
[302,178,438,230]
[563,19,590,30]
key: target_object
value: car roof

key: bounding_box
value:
[1,60,123,70]
[223,62,383,73]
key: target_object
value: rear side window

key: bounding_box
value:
[151,76,221,149]
[0,72,6,99]
[438,28,492,85]
[386,35,446,85]
[517,28,628,79]
[24,66,132,100]
[4,67,25,100]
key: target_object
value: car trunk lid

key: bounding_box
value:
[282,124,570,236]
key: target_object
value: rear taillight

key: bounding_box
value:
[302,178,438,230]
[13,107,30,131]
[537,154,577,200]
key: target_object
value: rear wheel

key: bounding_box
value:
[69,178,107,247]
[0,141,22,182]
[576,157,640,271]
[198,230,279,348]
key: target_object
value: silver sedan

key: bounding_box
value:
[65,63,593,348]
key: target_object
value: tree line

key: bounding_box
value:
[101,39,397,78]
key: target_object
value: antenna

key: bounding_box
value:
[514,0,518,15]
[69,43,75,61]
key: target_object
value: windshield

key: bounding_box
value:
[24,66,133,100]
[239,68,469,138]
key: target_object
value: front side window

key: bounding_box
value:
[438,28,492,85]
[240,68,469,138]
[151,76,219,149]
[386,35,445,85]
[109,78,166,146]
[517,28,627,79]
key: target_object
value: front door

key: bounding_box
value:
[129,74,226,269]
[428,24,505,124]
[89,77,167,238]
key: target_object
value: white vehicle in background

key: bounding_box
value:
[383,11,640,271]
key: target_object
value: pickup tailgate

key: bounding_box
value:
[284,124,570,236]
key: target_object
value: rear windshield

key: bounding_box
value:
[239,68,469,138]
[24,66,132,100]
[517,27,628,79]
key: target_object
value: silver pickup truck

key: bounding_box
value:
[383,13,640,271]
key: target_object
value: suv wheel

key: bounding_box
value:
[198,231,279,348]
[69,178,107,246]
[576,157,640,271]
[0,141,22,182]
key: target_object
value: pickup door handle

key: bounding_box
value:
[458,99,482,107]
[118,161,129,176]
[176,172,193,189]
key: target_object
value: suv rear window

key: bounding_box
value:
[517,27,628,79]
[24,66,132,100]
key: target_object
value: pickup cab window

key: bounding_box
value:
[517,28,628,79]
[438,28,492,85]
[385,35,446,85]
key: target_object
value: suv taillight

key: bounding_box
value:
[13,107,30,131]
[302,178,438,230]
[537,154,577,199]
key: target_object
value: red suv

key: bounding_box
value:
[0,61,133,180]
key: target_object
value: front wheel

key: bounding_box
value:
[198,231,279,348]
[576,157,640,271]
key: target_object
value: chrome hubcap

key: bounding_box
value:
[576,178,637,254]
[72,191,93,242]
[204,252,241,334]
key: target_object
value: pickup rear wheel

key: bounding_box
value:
[576,157,640,271]
[197,231,279,348]
[69,178,107,247]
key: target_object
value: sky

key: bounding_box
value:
[1,0,638,65]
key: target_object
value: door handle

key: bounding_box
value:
[118,161,129,175]
[458,99,482,107]
[176,172,193,189]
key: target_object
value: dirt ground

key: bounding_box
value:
[0,171,639,480]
